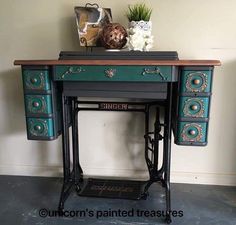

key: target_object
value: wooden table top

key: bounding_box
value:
[14,59,221,66]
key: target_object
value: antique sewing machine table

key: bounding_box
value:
[14,51,220,223]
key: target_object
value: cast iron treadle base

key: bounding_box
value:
[78,178,147,200]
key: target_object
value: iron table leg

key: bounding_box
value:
[163,83,173,224]
[71,97,83,194]
[58,94,73,211]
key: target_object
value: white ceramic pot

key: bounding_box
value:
[127,20,153,51]
[128,20,152,32]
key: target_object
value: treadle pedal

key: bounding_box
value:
[78,178,147,200]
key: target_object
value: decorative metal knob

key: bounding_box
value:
[30,78,38,84]
[193,79,200,85]
[34,125,42,131]
[105,69,116,78]
[189,130,196,136]
[33,101,40,107]
[190,105,198,111]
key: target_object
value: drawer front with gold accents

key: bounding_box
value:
[23,70,51,91]
[54,65,175,82]
[26,118,54,139]
[180,70,212,93]
[25,94,53,115]
[177,122,207,145]
[178,97,209,118]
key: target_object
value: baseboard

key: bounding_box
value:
[171,171,236,186]
[0,165,63,178]
[0,165,235,186]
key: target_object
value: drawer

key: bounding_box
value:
[54,65,174,82]
[26,118,54,138]
[180,70,212,93]
[23,70,51,91]
[178,97,209,118]
[25,94,53,115]
[177,122,207,144]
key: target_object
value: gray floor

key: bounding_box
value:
[0,175,235,225]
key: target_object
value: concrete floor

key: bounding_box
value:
[0,175,235,225]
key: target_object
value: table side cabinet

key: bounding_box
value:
[22,66,61,140]
[174,66,213,146]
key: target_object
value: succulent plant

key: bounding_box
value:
[126,3,152,22]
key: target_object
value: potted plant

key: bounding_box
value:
[126,3,153,51]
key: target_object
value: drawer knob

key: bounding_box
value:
[193,79,200,85]
[105,69,116,78]
[33,101,40,107]
[34,125,42,131]
[190,105,198,111]
[30,78,38,84]
[189,129,196,136]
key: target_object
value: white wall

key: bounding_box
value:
[0,0,236,185]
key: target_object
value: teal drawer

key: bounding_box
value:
[23,70,51,91]
[26,118,54,138]
[25,95,53,115]
[177,122,207,143]
[180,70,212,93]
[54,65,173,82]
[178,97,209,118]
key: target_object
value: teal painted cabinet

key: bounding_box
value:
[174,66,213,146]
[22,66,61,140]
[18,61,217,145]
